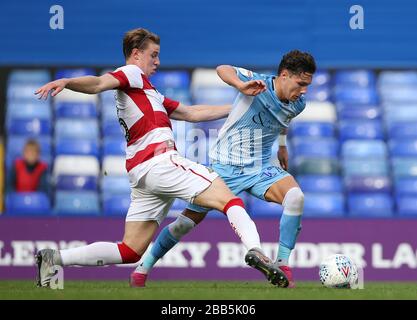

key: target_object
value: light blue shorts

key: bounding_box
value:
[188,162,290,213]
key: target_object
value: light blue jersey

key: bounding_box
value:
[209,67,306,168]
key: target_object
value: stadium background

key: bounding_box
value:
[1,0,417,283]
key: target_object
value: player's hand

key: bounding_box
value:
[35,79,69,100]
[237,80,267,96]
[278,146,289,171]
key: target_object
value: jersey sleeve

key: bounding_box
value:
[108,65,144,90]
[234,67,256,82]
[162,96,180,115]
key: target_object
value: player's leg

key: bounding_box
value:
[36,182,166,288]
[264,175,303,265]
[193,176,263,251]
[249,166,304,288]
[135,208,207,279]
[193,176,289,287]
[35,220,156,287]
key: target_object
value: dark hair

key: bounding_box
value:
[277,50,316,76]
[123,28,160,59]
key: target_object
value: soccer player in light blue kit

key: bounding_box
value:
[133,50,316,288]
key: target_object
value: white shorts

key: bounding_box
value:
[126,152,218,224]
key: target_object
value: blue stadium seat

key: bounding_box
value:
[292,138,338,158]
[303,192,345,217]
[6,136,52,168]
[348,193,393,217]
[5,192,51,215]
[388,122,417,139]
[380,87,417,104]
[192,87,237,105]
[341,140,387,159]
[345,176,392,193]
[7,101,51,122]
[55,139,100,158]
[339,121,384,141]
[158,88,192,105]
[7,118,51,136]
[294,158,339,175]
[103,137,126,156]
[100,90,116,105]
[248,196,282,218]
[297,175,343,193]
[103,194,130,216]
[7,83,44,101]
[384,105,417,124]
[101,103,117,121]
[8,69,50,84]
[343,159,389,177]
[102,118,122,137]
[394,178,417,196]
[55,68,95,80]
[333,87,378,105]
[304,85,331,102]
[55,102,98,118]
[396,195,417,216]
[311,70,331,87]
[334,70,376,88]
[388,140,417,157]
[55,119,99,140]
[150,71,190,89]
[391,158,417,178]
[378,71,417,88]
[290,122,335,138]
[101,176,130,196]
[55,191,100,215]
[337,104,382,121]
[56,175,98,191]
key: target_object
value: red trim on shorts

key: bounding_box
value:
[117,242,141,263]
[189,168,212,184]
[223,198,245,214]
[170,155,186,171]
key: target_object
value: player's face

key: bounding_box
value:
[281,71,313,101]
[137,43,160,77]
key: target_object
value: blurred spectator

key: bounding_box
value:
[7,139,48,193]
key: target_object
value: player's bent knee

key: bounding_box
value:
[282,187,304,215]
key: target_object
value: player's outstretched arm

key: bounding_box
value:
[216,65,266,96]
[35,74,120,100]
[170,103,231,123]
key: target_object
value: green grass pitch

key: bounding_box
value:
[1,280,417,300]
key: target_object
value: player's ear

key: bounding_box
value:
[131,48,141,61]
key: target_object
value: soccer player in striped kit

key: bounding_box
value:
[136,50,316,288]
[34,28,288,288]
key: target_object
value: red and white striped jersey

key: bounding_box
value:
[109,65,180,185]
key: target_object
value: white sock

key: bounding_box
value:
[225,205,262,251]
[60,242,122,266]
